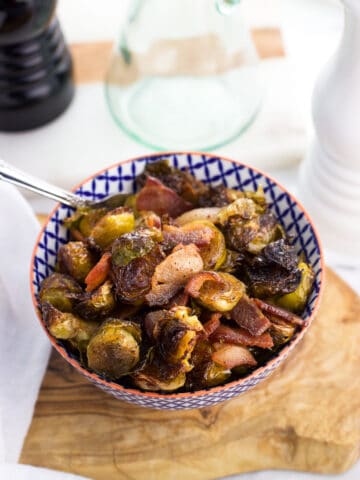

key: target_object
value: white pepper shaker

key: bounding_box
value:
[299,0,360,265]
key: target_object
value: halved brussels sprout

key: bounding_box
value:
[89,207,135,249]
[57,241,96,283]
[113,245,163,304]
[186,272,245,312]
[87,318,141,379]
[158,306,203,371]
[269,317,296,347]
[39,273,82,312]
[131,354,187,392]
[42,303,98,351]
[75,280,116,320]
[247,212,283,254]
[275,262,315,312]
[217,198,259,225]
[186,340,230,390]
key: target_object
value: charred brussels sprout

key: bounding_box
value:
[57,241,96,283]
[247,212,284,254]
[89,207,135,249]
[158,307,203,371]
[269,317,296,347]
[87,319,141,379]
[39,273,82,312]
[131,351,187,392]
[186,340,230,390]
[112,245,163,304]
[241,239,302,298]
[42,303,98,352]
[275,262,314,312]
[186,272,246,312]
[75,280,116,320]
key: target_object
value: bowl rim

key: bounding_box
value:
[30,151,325,399]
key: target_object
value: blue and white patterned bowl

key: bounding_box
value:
[31,152,324,410]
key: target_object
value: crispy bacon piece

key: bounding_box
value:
[210,324,274,349]
[145,244,204,306]
[231,295,271,336]
[212,344,257,369]
[136,176,192,218]
[84,252,111,292]
[162,223,214,248]
[253,298,304,326]
[203,312,222,337]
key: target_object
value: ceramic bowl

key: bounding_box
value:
[31,152,324,410]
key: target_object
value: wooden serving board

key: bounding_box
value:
[20,268,360,479]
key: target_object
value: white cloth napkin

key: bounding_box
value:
[0,183,90,479]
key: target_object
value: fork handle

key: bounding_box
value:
[0,159,87,208]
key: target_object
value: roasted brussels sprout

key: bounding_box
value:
[39,273,82,312]
[275,262,315,312]
[63,207,107,239]
[217,198,259,225]
[243,264,301,298]
[186,340,230,390]
[113,245,163,304]
[75,280,115,320]
[268,317,296,347]
[247,212,283,254]
[186,272,245,312]
[89,207,135,249]
[157,306,203,371]
[241,239,302,297]
[42,303,98,351]
[57,241,96,283]
[87,318,141,378]
[131,350,187,392]
[111,229,157,268]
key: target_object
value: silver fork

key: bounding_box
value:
[0,159,128,209]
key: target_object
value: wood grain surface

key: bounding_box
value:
[70,28,284,84]
[20,268,360,479]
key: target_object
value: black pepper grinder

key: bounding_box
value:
[0,0,74,131]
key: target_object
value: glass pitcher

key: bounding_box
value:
[105,0,263,151]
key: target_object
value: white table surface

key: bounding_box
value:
[0,1,358,478]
